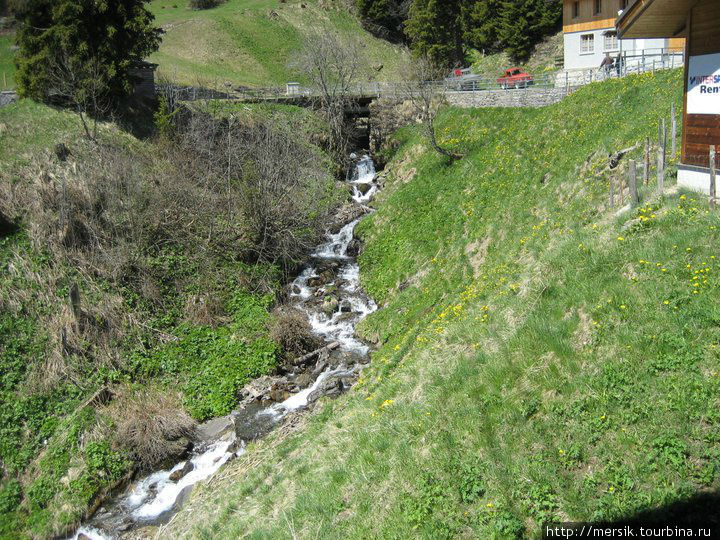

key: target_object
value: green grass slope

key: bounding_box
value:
[0,1,408,91]
[148,0,409,87]
[470,31,563,78]
[162,69,720,538]
[0,33,14,89]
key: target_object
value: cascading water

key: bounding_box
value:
[70,155,380,540]
[349,155,377,204]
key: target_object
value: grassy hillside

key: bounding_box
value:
[161,69,720,538]
[0,99,342,538]
[0,1,409,91]
[470,31,563,78]
[147,0,409,87]
[0,33,14,89]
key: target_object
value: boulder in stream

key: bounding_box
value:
[355,182,373,196]
[238,375,277,403]
[169,460,194,482]
[233,402,277,442]
[328,203,370,233]
[346,238,362,257]
[307,377,344,404]
[322,296,339,316]
[196,415,234,442]
[294,371,314,389]
[335,312,356,324]
[267,381,294,402]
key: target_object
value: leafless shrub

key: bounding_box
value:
[402,56,462,161]
[105,388,197,470]
[269,307,323,361]
[173,110,333,270]
[185,293,228,327]
[294,28,366,159]
[45,51,113,141]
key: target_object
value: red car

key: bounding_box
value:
[497,68,533,89]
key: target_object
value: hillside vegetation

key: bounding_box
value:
[470,31,563,78]
[0,1,409,90]
[0,99,342,538]
[163,69,720,538]
[147,0,409,87]
[0,33,13,89]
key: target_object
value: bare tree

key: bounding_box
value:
[295,28,365,158]
[403,56,462,161]
[235,119,331,269]
[174,109,332,273]
[45,50,114,141]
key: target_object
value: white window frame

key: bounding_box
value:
[604,31,618,52]
[580,34,595,55]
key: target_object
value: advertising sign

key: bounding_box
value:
[687,53,720,115]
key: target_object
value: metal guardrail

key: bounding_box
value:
[165,50,684,104]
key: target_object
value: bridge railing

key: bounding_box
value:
[280,74,561,100]
[167,52,683,104]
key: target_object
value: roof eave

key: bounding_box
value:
[616,0,654,38]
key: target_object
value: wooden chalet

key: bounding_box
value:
[618,0,720,193]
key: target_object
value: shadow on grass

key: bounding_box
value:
[543,492,720,538]
[618,491,720,527]
[115,95,158,139]
[0,211,19,237]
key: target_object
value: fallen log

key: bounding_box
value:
[290,341,340,366]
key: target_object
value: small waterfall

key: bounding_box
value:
[70,155,381,539]
[349,155,377,203]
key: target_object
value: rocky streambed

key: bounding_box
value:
[70,155,382,540]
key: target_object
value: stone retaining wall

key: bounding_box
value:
[444,87,572,109]
[0,91,17,108]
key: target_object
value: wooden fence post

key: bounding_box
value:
[619,174,625,205]
[671,102,677,159]
[662,118,667,165]
[657,144,665,193]
[629,160,639,204]
[644,137,650,185]
[711,145,717,211]
[610,178,615,209]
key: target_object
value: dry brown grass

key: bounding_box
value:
[104,387,197,470]
[269,306,324,361]
[184,293,228,327]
